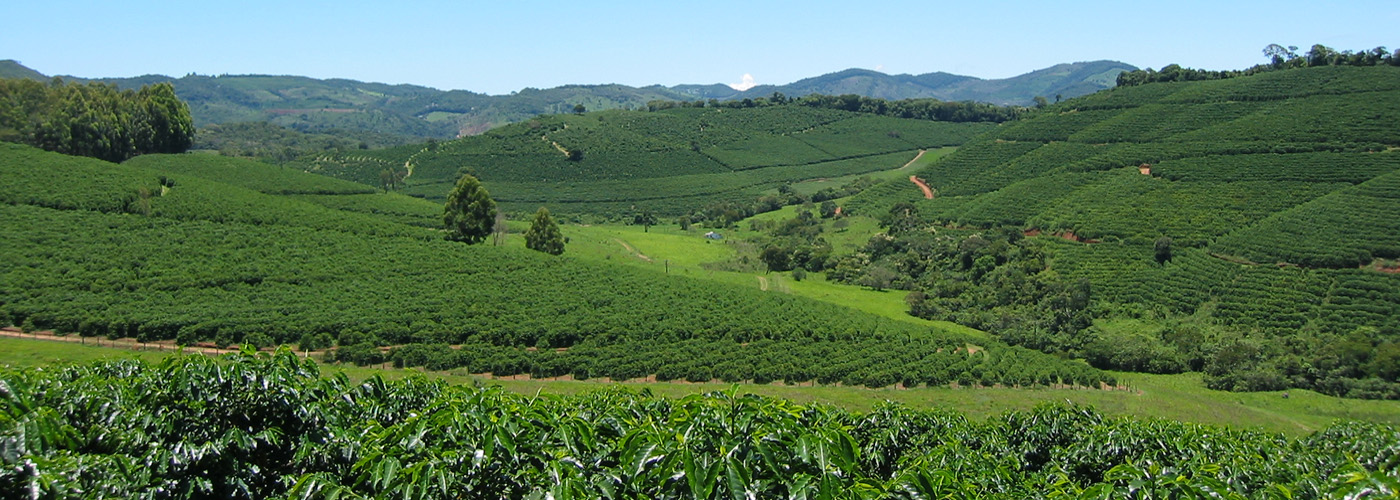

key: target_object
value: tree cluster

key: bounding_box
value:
[0,77,194,162]
[1116,44,1400,87]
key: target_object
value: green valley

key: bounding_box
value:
[4,40,1400,500]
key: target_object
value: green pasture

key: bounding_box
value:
[492,218,980,336]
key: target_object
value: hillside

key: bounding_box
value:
[0,142,1110,389]
[3,60,1129,138]
[303,105,997,218]
[839,64,1400,397]
[0,59,46,80]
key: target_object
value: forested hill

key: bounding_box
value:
[677,61,1136,105]
[1,59,1130,138]
[0,142,1111,389]
[838,64,1400,398]
[299,104,997,219]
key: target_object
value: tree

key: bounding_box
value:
[525,207,565,255]
[1154,236,1173,264]
[572,104,586,114]
[819,200,837,219]
[298,332,334,353]
[760,245,792,272]
[1033,96,1049,109]
[859,265,897,291]
[443,174,496,244]
[633,210,658,232]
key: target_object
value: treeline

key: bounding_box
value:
[1117,43,1400,87]
[0,77,193,162]
[647,92,1026,123]
[3,352,1397,499]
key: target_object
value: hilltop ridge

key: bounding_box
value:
[1,59,1132,138]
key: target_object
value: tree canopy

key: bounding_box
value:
[0,77,194,162]
[525,206,565,255]
[443,174,496,244]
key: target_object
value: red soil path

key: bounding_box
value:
[910,176,934,199]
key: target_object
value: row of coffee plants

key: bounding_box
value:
[2,352,1395,498]
[372,337,1112,390]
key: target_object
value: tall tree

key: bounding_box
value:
[525,207,565,255]
[633,210,658,232]
[443,174,496,244]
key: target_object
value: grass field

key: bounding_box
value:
[4,336,1394,435]
[494,219,982,336]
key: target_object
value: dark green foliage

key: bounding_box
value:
[2,354,1396,498]
[524,206,565,255]
[1116,44,1398,87]
[443,174,496,244]
[0,77,194,162]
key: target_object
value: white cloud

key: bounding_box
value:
[728,73,757,91]
[876,64,885,72]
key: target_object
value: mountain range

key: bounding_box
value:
[0,59,1134,138]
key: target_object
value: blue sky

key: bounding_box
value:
[4,0,1397,95]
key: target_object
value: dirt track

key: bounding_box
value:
[910,176,934,199]
[898,149,927,170]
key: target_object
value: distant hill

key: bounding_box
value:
[2,59,1131,138]
[0,59,46,80]
[673,61,1137,105]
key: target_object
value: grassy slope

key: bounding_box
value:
[4,336,1393,436]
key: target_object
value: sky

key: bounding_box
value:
[4,0,1397,95]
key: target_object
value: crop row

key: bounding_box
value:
[1155,151,1400,184]
[378,337,1111,390]
[126,153,379,195]
[4,352,1396,499]
[1212,169,1400,267]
